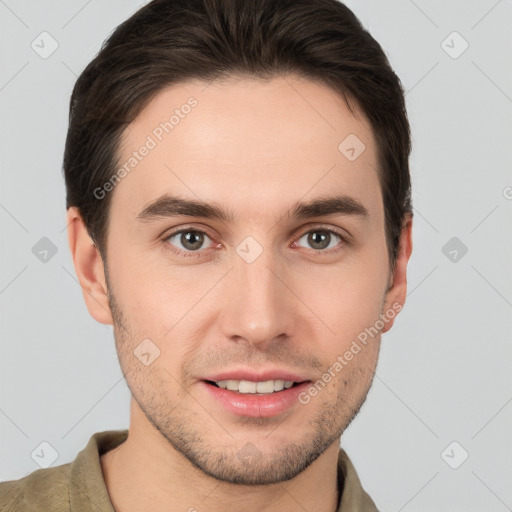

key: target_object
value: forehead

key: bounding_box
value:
[111,75,382,226]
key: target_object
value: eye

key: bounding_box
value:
[163,225,348,258]
[294,227,346,253]
[164,228,216,257]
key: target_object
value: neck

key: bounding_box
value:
[100,414,341,512]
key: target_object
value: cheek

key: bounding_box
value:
[106,246,171,345]
[302,255,388,345]
[107,246,213,370]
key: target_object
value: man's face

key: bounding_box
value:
[99,76,399,484]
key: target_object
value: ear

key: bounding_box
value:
[381,213,413,334]
[66,207,113,325]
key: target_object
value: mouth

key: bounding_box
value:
[200,375,311,418]
[204,379,304,395]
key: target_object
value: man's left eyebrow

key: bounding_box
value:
[135,193,369,224]
[290,194,369,220]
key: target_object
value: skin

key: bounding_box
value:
[67,75,413,512]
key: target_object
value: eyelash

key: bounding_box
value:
[162,225,350,258]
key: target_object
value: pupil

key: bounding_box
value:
[183,231,203,250]
[309,231,329,250]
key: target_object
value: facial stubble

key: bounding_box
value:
[104,267,377,486]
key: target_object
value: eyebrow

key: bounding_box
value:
[136,193,369,224]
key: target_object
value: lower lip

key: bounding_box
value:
[200,381,310,418]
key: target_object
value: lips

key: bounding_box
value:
[199,368,311,417]
[201,369,308,395]
[202,368,308,385]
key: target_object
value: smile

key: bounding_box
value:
[211,379,297,394]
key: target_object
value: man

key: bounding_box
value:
[0,0,413,510]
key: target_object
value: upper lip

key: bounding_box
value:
[202,368,310,383]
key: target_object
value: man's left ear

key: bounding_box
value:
[381,213,413,334]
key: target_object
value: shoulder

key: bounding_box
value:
[337,448,379,512]
[0,429,128,512]
[0,463,72,512]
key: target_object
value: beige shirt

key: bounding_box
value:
[0,430,378,511]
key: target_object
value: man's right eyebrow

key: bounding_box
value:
[136,195,234,223]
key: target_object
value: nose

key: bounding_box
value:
[219,241,296,351]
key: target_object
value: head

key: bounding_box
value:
[65,0,413,486]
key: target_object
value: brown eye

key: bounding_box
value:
[296,228,344,252]
[164,229,213,255]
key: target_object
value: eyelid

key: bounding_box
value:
[295,223,351,243]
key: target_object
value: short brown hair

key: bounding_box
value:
[63,0,412,272]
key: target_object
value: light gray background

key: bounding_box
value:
[1,1,511,511]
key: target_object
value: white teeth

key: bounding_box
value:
[239,381,257,393]
[273,379,285,392]
[256,380,275,393]
[226,380,238,391]
[214,379,296,394]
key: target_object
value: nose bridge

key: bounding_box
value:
[220,236,292,348]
